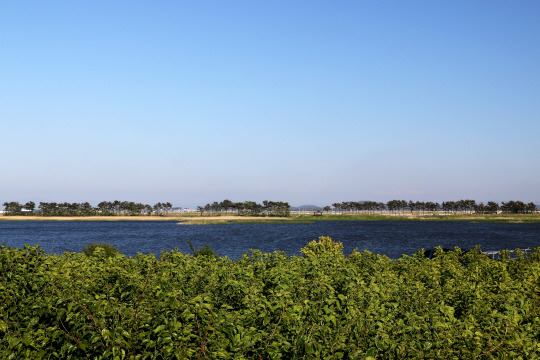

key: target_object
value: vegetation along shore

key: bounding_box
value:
[2,237,540,358]
[1,198,539,223]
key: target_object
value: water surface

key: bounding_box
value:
[1,221,539,259]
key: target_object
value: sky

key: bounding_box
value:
[1,1,539,208]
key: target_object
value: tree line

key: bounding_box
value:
[330,199,538,214]
[1,201,173,216]
[2,198,537,217]
[197,199,291,217]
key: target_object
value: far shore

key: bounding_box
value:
[1,213,539,224]
[0,215,183,221]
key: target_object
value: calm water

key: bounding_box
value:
[1,221,539,259]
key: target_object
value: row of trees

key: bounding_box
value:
[2,201,173,216]
[3,199,537,216]
[197,199,291,217]
[330,199,538,214]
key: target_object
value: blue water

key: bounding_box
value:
[0,221,539,259]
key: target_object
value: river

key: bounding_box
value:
[1,220,539,259]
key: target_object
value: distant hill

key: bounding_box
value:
[291,205,323,211]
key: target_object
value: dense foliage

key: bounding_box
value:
[83,242,122,258]
[1,201,173,216]
[197,200,291,217]
[188,239,217,258]
[3,199,536,217]
[332,199,537,214]
[2,238,540,359]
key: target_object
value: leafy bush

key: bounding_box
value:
[82,241,120,257]
[2,240,540,359]
[300,235,344,258]
[188,239,217,258]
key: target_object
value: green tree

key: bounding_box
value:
[23,201,36,212]
[197,206,205,216]
[220,199,234,213]
[3,201,23,215]
[486,201,500,214]
[144,204,153,215]
[474,202,486,214]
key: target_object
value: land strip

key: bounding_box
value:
[0,215,183,221]
[1,213,539,224]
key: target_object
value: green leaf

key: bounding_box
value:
[153,324,166,334]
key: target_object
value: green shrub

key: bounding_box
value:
[188,239,217,258]
[82,241,120,257]
[300,235,344,258]
[2,242,540,359]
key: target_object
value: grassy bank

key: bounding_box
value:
[294,213,540,224]
[180,213,540,224]
[2,238,540,359]
[179,217,315,225]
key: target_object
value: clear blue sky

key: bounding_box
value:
[1,1,539,208]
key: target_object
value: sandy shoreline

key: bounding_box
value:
[1,213,538,224]
[0,215,183,221]
[0,215,289,222]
